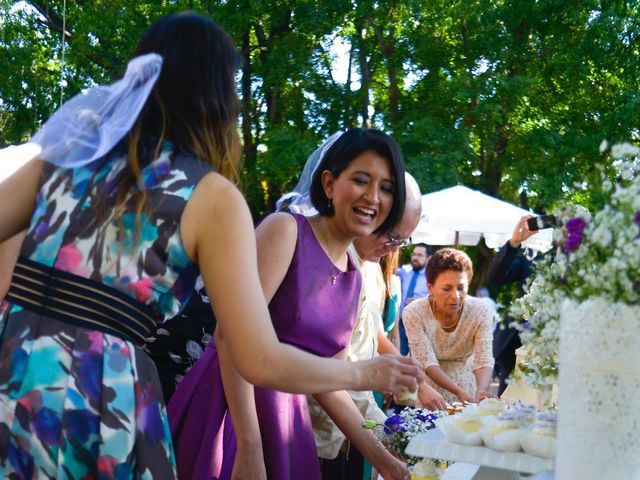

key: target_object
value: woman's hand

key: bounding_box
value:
[475,389,496,403]
[375,450,409,480]
[356,354,425,396]
[232,445,267,480]
[417,383,447,411]
[456,389,475,404]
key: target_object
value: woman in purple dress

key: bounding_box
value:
[168,129,412,479]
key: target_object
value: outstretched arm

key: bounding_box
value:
[403,304,472,403]
[473,366,494,402]
[425,366,474,403]
[181,174,425,394]
[487,215,536,285]
[217,331,266,480]
[313,391,407,480]
[472,302,497,401]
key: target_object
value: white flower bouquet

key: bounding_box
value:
[510,141,640,388]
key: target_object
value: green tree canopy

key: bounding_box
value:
[1,0,638,222]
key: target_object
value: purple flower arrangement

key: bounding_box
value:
[563,217,587,252]
[363,407,446,465]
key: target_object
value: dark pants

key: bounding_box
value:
[493,321,522,396]
[319,445,364,480]
[495,349,516,395]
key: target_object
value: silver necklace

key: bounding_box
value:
[312,217,344,285]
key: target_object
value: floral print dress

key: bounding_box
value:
[0,142,212,479]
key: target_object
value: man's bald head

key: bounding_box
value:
[354,172,423,262]
[399,172,422,234]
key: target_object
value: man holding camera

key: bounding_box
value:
[487,215,540,395]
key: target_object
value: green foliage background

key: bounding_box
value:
[1,0,639,291]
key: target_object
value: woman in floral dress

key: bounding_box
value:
[0,12,423,479]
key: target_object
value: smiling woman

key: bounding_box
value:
[403,248,496,405]
[168,128,415,480]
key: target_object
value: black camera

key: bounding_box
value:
[527,214,559,231]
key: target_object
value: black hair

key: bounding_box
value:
[133,12,242,179]
[309,128,406,235]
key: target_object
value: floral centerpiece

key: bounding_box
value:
[508,141,640,478]
[509,141,640,389]
[362,407,447,466]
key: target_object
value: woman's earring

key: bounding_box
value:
[328,197,332,210]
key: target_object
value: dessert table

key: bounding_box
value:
[406,428,554,480]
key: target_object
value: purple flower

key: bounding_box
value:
[564,217,587,252]
[416,412,438,424]
[635,211,640,225]
[384,414,407,434]
[522,321,531,330]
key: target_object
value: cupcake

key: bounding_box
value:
[394,386,418,406]
[475,398,507,417]
[507,401,537,425]
[519,411,557,458]
[410,460,440,480]
[436,411,484,446]
[480,410,525,452]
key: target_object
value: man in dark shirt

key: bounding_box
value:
[487,215,539,395]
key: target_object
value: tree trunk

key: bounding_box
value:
[355,29,371,126]
[241,28,256,167]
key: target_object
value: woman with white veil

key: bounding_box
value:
[169,129,413,480]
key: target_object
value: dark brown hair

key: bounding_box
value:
[132,12,242,181]
[109,12,242,249]
[426,248,473,284]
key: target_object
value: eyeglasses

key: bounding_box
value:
[384,233,412,248]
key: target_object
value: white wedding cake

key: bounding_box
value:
[557,298,640,479]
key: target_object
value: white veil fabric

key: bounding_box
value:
[30,53,163,168]
[276,132,343,215]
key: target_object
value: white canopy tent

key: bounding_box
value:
[412,185,553,251]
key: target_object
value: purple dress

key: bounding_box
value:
[168,212,362,479]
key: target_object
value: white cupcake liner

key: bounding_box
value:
[436,415,483,446]
[481,415,502,427]
[480,427,522,452]
[519,430,556,458]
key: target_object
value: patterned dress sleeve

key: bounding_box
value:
[471,300,495,370]
[403,299,439,368]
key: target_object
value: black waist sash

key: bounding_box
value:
[6,256,158,345]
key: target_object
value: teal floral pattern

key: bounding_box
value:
[0,142,212,479]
